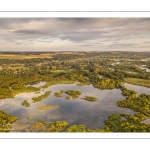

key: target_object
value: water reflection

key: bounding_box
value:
[0,83,135,132]
[26,81,46,88]
[124,83,150,95]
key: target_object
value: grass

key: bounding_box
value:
[124,78,150,87]
[50,69,73,73]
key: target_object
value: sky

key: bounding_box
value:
[0,18,150,52]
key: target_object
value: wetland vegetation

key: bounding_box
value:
[38,105,59,110]
[1,51,150,132]
[81,96,98,102]
[32,91,52,102]
[22,100,30,107]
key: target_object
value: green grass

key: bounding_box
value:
[50,69,73,73]
[124,78,150,87]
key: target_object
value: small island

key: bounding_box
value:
[38,105,59,110]
[81,96,98,102]
[54,90,64,97]
[22,100,30,107]
[32,91,51,102]
[65,90,82,99]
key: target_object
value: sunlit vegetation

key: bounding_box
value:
[66,95,71,100]
[54,90,64,97]
[65,90,82,99]
[81,96,98,102]
[32,91,51,102]
[1,51,150,132]
[66,125,87,132]
[32,122,45,129]
[0,110,17,132]
[22,100,30,107]
[117,92,150,117]
[0,53,52,59]
[32,121,69,132]
[124,78,150,87]
[38,105,59,110]
[103,113,150,132]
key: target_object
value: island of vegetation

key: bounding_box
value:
[54,90,64,97]
[32,91,51,102]
[66,95,71,100]
[81,96,98,102]
[65,90,82,99]
[22,100,30,107]
[38,105,59,110]
[32,121,69,132]
[0,110,17,132]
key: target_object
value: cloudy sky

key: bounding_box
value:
[0,18,150,52]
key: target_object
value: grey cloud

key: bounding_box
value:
[15,42,24,45]
[14,29,43,35]
[0,18,150,51]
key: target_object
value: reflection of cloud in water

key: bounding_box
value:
[0,83,137,130]
[124,83,150,95]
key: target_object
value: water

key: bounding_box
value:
[26,81,46,88]
[124,83,150,95]
[139,65,150,73]
[124,82,150,124]
[0,83,138,132]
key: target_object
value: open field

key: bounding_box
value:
[124,78,150,87]
[0,54,52,59]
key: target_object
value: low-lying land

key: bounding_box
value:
[81,96,98,102]
[124,78,150,87]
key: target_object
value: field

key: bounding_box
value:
[50,69,73,73]
[124,78,150,87]
[0,54,52,59]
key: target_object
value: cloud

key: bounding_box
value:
[0,18,150,51]
[14,29,43,35]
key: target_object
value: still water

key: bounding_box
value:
[0,82,148,132]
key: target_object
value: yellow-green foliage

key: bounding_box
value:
[124,78,150,87]
[22,100,30,107]
[54,90,64,97]
[65,90,82,99]
[118,90,150,117]
[0,110,17,132]
[32,121,69,132]
[66,125,87,132]
[66,95,71,100]
[38,105,59,110]
[81,96,98,102]
[32,91,51,102]
[32,122,44,129]
[47,121,69,132]
[104,113,150,132]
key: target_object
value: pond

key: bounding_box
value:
[0,83,136,132]
[140,66,150,73]
[124,83,150,95]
